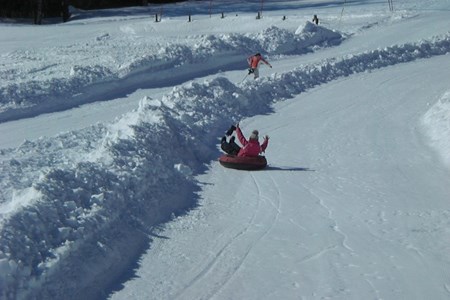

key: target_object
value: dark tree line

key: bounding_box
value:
[0,0,187,24]
[69,0,182,10]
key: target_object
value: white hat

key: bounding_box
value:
[249,130,259,140]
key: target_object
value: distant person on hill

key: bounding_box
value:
[312,14,319,25]
[247,53,272,79]
[221,123,269,157]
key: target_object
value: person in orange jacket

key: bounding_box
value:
[221,124,269,157]
[247,53,272,79]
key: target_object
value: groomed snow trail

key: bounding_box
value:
[111,54,450,299]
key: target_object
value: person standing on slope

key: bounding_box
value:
[247,53,272,79]
[221,124,269,157]
[312,14,319,25]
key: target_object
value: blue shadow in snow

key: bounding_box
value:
[266,166,314,172]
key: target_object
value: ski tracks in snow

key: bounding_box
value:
[174,172,282,300]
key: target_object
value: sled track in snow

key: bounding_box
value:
[208,173,282,299]
[173,174,282,300]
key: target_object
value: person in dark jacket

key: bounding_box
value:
[312,14,319,25]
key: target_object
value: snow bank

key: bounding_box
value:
[422,91,450,168]
[1,29,450,299]
[0,23,344,122]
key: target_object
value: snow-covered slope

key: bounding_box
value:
[111,55,450,300]
[1,0,450,299]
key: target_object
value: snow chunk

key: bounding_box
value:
[0,187,42,217]
[295,21,344,48]
[174,163,193,176]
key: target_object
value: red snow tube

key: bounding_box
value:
[218,154,267,170]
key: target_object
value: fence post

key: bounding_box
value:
[388,0,394,11]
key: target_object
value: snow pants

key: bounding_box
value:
[248,67,259,79]
[221,137,241,156]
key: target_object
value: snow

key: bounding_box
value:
[1,0,450,299]
[423,91,450,168]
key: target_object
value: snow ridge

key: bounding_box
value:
[422,91,450,168]
[1,30,450,299]
[0,23,343,123]
[246,34,450,102]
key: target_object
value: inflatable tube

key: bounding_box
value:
[218,154,267,170]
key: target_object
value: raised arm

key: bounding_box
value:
[236,125,248,146]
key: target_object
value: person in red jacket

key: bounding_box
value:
[247,53,272,79]
[221,124,269,157]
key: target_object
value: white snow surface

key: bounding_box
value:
[1,0,450,299]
